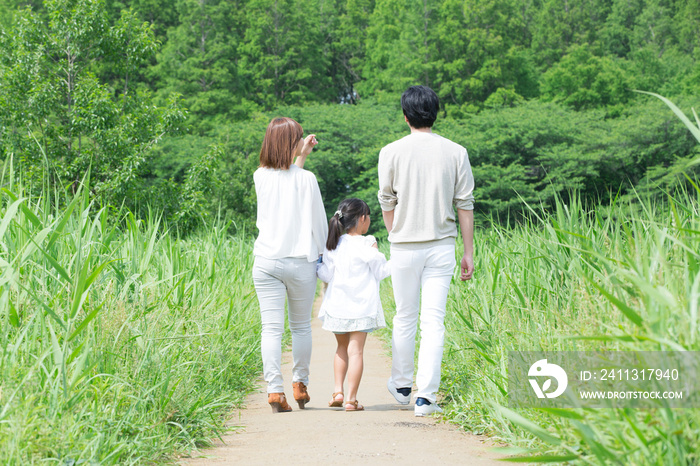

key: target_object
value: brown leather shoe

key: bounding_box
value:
[268,393,292,413]
[293,382,310,409]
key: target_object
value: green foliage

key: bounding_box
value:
[361,0,540,114]
[106,0,178,39]
[632,91,700,189]
[140,96,699,237]
[173,142,224,231]
[530,0,610,65]
[154,0,253,130]
[2,0,700,231]
[436,99,697,220]
[438,188,700,463]
[540,45,631,110]
[237,0,334,108]
[361,0,434,95]
[0,0,186,207]
[3,0,699,118]
[0,168,262,463]
[328,0,373,102]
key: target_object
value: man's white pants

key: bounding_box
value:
[390,241,456,403]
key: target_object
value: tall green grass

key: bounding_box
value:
[0,163,261,463]
[438,187,700,464]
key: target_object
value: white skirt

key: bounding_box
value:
[321,306,386,333]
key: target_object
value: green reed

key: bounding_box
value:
[437,187,699,464]
[0,160,261,464]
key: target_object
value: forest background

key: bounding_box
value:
[1,0,699,233]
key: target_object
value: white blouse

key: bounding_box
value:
[317,235,391,324]
[253,165,328,262]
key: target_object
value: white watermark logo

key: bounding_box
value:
[528,359,568,399]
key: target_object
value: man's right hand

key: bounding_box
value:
[460,254,474,281]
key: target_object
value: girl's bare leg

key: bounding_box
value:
[346,331,368,402]
[334,333,350,398]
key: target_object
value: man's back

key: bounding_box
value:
[377,132,474,244]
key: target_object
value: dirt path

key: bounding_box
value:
[182,298,501,465]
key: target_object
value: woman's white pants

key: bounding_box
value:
[389,242,456,403]
[253,256,317,394]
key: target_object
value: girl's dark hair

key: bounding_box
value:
[326,198,370,250]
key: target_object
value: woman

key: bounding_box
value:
[252,117,328,413]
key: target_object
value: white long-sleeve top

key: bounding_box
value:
[253,165,328,262]
[317,235,391,323]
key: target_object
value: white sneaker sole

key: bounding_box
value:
[414,405,443,417]
[386,380,411,405]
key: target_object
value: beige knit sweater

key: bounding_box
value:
[377,132,475,244]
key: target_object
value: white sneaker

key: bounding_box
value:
[414,398,443,417]
[387,379,411,405]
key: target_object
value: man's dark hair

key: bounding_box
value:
[401,85,440,129]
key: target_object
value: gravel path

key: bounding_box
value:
[182,298,501,465]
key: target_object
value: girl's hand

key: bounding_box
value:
[299,134,318,158]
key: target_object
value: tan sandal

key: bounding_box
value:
[293,381,310,409]
[329,392,344,407]
[268,393,292,413]
[345,400,364,411]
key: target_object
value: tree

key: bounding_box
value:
[0,0,185,205]
[153,0,252,130]
[436,0,540,114]
[105,0,178,40]
[530,0,612,65]
[675,0,700,53]
[361,0,437,99]
[540,44,631,110]
[328,0,374,103]
[237,0,333,108]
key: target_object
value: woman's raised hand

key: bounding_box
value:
[294,134,318,168]
[300,134,318,157]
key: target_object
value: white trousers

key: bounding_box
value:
[389,242,456,403]
[253,256,317,394]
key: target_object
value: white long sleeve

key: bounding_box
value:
[253,165,328,262]
[318,235,390,322]
[367,249,391,281]
[317,261,334,283]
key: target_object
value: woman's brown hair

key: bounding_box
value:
[259,117,303,169]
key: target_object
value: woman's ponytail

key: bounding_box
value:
[325,198,370,251]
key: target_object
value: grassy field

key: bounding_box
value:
[0,167,261,463]
[435,189,700,464]
[2,162,698,463]
[376,183,699,463]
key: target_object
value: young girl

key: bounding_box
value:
[317,198,391,411]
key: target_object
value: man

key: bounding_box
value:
[378,85,475,417]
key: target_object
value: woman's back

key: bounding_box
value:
[253,165,327,262]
